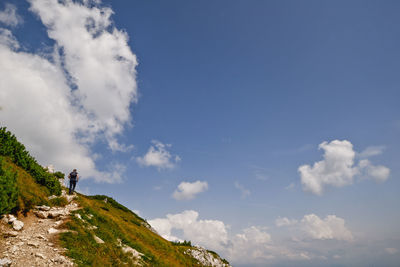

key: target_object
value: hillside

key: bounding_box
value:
[0,128,230,266]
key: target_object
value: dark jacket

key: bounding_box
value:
[69,171,78,181]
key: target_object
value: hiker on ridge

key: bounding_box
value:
[68,169,79,195]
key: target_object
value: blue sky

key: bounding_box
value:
[1,0,399,266]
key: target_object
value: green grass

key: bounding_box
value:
[49,196,69,207]
[0,156,49,214]
[59,194,212,267]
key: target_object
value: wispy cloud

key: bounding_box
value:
[0,3,23,27]
[234,181,251,199]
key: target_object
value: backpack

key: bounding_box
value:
[69,171,77,180]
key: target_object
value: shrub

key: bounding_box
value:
[0,127,61,195]
[54,171,65,179]
[0,159,18,215]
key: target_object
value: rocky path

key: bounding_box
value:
[0,192,80,267]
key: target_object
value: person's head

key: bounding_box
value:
[73,169,77,172]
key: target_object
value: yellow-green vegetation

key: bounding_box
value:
[0,128,230,266]
[0,156,49,214]
[60,194,208,267]
[49,196,69,207]
[0,127,61,197]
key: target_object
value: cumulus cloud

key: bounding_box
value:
[298,140,390,195]
[301,214,353,241]
[137,140,181,170]
[275,217,298,227]
[148,210,229,251]
[0,0,137,182]
[0,3,23,27]
[234,181,251,199]
[172,180,208,200]
[149,210,317,265]
[276,213,353,241]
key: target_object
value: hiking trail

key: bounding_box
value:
[0,190,79,267]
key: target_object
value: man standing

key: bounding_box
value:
[68,169,79,195]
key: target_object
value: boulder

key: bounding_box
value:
[12,220,24,231]
[35,205,51,211]
[48,227,59,234]
[34,211,48,219]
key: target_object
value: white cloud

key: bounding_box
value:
[137,140,180,170]
[275,214,353,242]
[0,3,23,27]
[0,0,137,182]
[149,210,359,265]
[358,159,390,182]
[298,140,390,195]
[301,214,353,241]
[357,145,386,158]
[172,180,208,200]
[285,182,295,191]
[234,181,251,199]
[148,210,229,251]
[275,217,298,227]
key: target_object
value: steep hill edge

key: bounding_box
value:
[0,128,231,266]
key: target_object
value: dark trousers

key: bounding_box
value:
[69,180,77,195]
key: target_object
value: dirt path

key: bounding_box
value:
[0,192,80,267]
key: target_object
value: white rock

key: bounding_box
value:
[34,211,48,219]
[35,205,51,211]
[0,258,12,267]
[87,225,98,230]
[75,214,83,220]
[48,228,59,234]
[122,245,144,259]
[93,235,105,244]
[48,210,65,219]
[7,215,17,224]
[12,220,24,231]
[187,247,231,267]
[48,195,57,200]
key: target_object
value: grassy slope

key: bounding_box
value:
[1,156,49,213]
[60,194,205,266]
[1,157,229,266]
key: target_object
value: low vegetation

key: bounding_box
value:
[0,156,49,215]
[0,128,230,266]
[59,194,206,266]
[0,127,61,196]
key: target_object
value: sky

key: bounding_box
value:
[0,0,399,266]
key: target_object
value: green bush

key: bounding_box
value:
[54,171,65,179]
[0,159,18,215]
[0,127,61,195]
